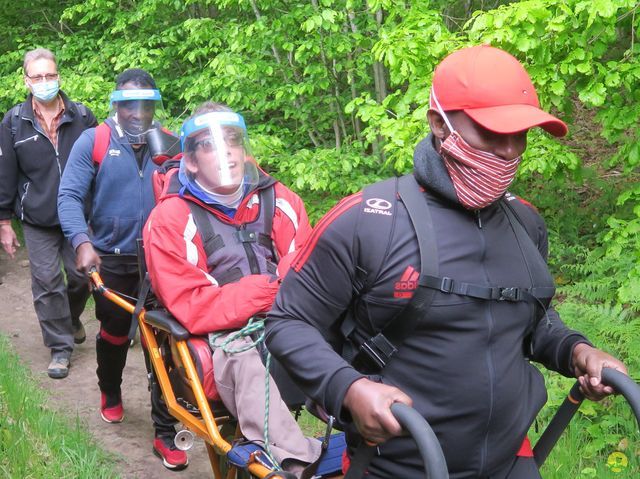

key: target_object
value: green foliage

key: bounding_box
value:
[604,184,640,307]
[0,335,118,478]
[254,134,385,221]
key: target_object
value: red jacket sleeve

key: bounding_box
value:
[271,181,312,256]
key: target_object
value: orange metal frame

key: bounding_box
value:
[90,271,283,479]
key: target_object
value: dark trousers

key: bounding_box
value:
[22,223,89,357]
[93,255,176,436]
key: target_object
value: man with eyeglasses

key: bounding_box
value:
[58,68,188,471]
[0,48,97,379]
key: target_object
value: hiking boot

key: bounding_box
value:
[100,391,124,423]
[47,355,70,379]
[153,435,189,471]
[73,322,86,344]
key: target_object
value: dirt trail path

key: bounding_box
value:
[0,249,212,478]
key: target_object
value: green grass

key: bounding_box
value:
[298,409,330,439]
[0,335,119,479]
[537,413,640,478]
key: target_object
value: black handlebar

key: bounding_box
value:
[390,403,449,479]
[601,368,640,427]
[535,367,640,467]
[347,369,638,477]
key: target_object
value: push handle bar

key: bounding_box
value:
[390,403,449,479]
[535,367,640,467]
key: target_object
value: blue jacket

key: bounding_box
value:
[58,117,158,255]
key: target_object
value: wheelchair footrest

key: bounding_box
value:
[227,433,346,477]
[316,433,346,477]
[227,441,277,470]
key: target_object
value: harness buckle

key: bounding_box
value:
[236,230,257,243]
[500,287,521,301]
[353,333,398,373]
[439,277,454,293]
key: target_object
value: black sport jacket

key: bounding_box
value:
[0,91,97,226]
[266,135,590,478]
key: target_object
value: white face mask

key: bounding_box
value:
[30,80,60,102]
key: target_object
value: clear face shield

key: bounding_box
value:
[180,112,258,195]
[109,89,164,144]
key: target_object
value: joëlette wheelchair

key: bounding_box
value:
[89,264,345,478]
[88,257,640,479]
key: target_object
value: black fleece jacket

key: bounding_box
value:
[266,134,589,478]
[0,91,97,226]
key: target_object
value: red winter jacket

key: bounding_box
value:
[143,169,311,335]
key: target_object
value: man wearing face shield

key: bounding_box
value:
[58,69,188,470]
[265,46,629,478]
[143,102,321,474]
[0,48,97,379]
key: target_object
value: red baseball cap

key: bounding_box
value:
[430,45,567,137]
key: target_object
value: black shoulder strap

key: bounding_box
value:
[346,176,440,479]
[74,102,88,118]
[9,104,22,137]
[351,175,439,373]
[354,176,399,293]
[258,185,278,262]
[187,201,220,259]
[502,192,537,241]
[501,194,556,301]
[340,176,399,353]
[261,185,275,235]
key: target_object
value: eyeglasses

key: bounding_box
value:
[192,134,244,152]
[26,73,59,83]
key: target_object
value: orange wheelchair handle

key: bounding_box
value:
[89,269,135,315]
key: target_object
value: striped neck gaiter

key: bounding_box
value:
[440,130,520,210]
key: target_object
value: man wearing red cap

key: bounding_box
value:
[265,45,628,478]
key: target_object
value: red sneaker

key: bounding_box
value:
[100,392,124,423]
[153,436,189,471]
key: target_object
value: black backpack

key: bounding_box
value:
[8,101,88,138]
[342,174,555,374]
